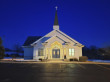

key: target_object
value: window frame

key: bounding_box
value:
[69,48,74,56]
[38,48,44,56]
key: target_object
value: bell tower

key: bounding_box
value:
[53,6,59,30]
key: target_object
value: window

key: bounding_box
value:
[69,48,74,56]
[38,48,44,56]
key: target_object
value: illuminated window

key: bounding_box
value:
[38,48,43,56]
[54,51,55,55]
[57,50,59,55]
[69,48,74,56]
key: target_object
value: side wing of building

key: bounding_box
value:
[22,36,42,59]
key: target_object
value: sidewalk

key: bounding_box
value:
[0,59,110,65]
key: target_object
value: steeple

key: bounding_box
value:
[54,6,59,25]
[53,6,59,30]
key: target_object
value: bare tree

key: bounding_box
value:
[12,43,23,59]
[0,37,5,59]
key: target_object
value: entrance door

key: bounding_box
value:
[52,49,60,58]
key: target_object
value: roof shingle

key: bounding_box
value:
[23,36,42,46]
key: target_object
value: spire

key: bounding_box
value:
[54,6,59,25]
[53,6,59,30]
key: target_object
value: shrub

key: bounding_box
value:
[79,56,88,62]
[73,58,78,61]
[69,58,79,61]
[0,37,5,59]
[69,58,74,61]
[39,58,42,61]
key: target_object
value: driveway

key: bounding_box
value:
[0,63,110,82]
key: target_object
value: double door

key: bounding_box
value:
[52,49,60,58]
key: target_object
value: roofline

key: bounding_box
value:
[44,35,67,43]
[56,30,84,45]
[31,30,55,46]
[31,29,84,46]
[22,46,33,48]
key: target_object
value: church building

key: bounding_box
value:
[23,7,84,60]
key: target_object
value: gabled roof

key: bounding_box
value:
[56,30,80,44]
[44,35,67,43]
[31,30,55,45]
[56,30,84,46]
[31,29,84,47]
[23,36,42,46]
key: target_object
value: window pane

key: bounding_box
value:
[72,49,74,52]
[38,48,43,56]
[41,49,43,56]
[38,49,40,56]
[69,49,71,52]
[69,53,71,56]
[69,48,74,56]
[72,52,74,56]
[53,51,55,55]
[69,49,71,56]
[72,49,74,56]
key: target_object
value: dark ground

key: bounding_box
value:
[0,63,110,82]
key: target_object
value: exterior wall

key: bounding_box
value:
[66,45,82,60]
[32,30,83,60]
[33,38,83,60]
[33,41,45,60]
[24,47,33,59]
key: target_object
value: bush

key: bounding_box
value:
[0,37,5,59]
[0,46,5,59]
[39,58,42,61]
[79,56,88,62]
[5,54,10,57]
[73,58,78,61]
[69,58,74,61]
[69,58,79,61]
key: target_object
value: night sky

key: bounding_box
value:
[0,0,110,49]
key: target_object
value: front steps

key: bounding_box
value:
[41,59,70,62]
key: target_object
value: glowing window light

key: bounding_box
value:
[69,48,74,56]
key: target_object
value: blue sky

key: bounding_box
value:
[0,0,110,49]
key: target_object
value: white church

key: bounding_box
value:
[23,7,84,60]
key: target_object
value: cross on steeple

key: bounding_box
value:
[55,6,58,10]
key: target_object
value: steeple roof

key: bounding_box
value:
[54,7,59,25]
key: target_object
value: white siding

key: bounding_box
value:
[24,47,33,59]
